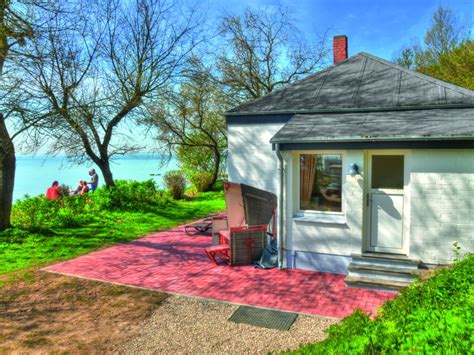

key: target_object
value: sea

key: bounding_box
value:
[13,154,177,201]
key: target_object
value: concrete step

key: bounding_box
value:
[351,253,420,270]
[344,275,411,292]
[348,264,419,282]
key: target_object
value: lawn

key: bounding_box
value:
[0,190,225,275]
[0,184,226,352]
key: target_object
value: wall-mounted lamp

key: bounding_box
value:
[349,163,360,176]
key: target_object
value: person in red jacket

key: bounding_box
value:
[46,181,61,200]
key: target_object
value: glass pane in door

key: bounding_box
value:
[371,155,404,189]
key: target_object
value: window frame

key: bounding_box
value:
[294,150,346,217]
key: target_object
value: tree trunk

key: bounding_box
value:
[0,115,15,231]
[97,160,115,188]
[204,148,220,192]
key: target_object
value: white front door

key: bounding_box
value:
[367,154,406,254]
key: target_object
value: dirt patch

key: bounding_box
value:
[0,268,167,353]
[418,264,452,280]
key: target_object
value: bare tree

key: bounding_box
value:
[421,7,468,65]
[0,0,58,231]
[150,59,227,191]
[148,7,328,191]
[22,0,199,187]
[217,6,328,103]
[395,7,469,69]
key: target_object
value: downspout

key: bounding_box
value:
[275,143,285,270]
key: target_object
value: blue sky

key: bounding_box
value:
[209,0,473,61]
[18,0,474,154]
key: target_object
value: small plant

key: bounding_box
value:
[452,241,462,262]
[163,170,187,199]
[59,184,72,198]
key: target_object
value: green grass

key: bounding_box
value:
[0,192,225,275]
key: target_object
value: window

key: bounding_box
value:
[371,155,404,189]
[300,154,342,212]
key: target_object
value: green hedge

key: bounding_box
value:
[291,254,474,354]
[12,180,173,230]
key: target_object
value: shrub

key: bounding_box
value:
[55,194,93,227]
[188,171,215,192]
[291,254,474,354]
[11,180,173,230]
[12,195,59,231]
[12,194,93,229]
[91,180,171,212]
[212,179,225,192]
[0,227,34,244]
[163,170,187,199]
[59,184,72,198]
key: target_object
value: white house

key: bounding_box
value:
[226,36,474,290]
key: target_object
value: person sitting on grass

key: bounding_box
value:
[71,180,84,195]
[78,181,89,195]
[88,169,99,191]
[46,181,61,200]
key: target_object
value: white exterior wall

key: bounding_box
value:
[284,151,365,272]
[227,123,284,194]
[407,150,474,264]
[284,149,474,268]
[228,123,474,270]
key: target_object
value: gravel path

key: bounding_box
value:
[117,295,338,354]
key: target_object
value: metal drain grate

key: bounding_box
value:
[228,306,298,330]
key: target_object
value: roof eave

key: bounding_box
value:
[226,103,474,117]
[270,135,474,144]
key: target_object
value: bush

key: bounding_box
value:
[91,180,171,212]
[11,180,173,230]
[291,254,474,354]
[12,195,55,231]
[188,171,215,192]
[12,194,93,229]
[211,179,225,192]
[163,170,187,199]
[59,184,72,198]
[0,227,35,244]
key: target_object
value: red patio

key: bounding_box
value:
[45,223,396,319]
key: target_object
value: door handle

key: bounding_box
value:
[366,193,369,207]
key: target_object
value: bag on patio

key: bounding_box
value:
[254,239,278,269]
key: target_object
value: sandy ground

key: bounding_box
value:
[117,295,338,354]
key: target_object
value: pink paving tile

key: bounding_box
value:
[44,223,397,318]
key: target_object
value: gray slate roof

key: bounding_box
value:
[270,108,474,143]
[228,52,474,115]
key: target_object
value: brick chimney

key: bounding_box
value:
[333,35,348,64]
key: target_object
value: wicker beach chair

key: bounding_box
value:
[229,225,267,266]
[210,182,245,244]
[240,183,277,238]
[204,182,277,266]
